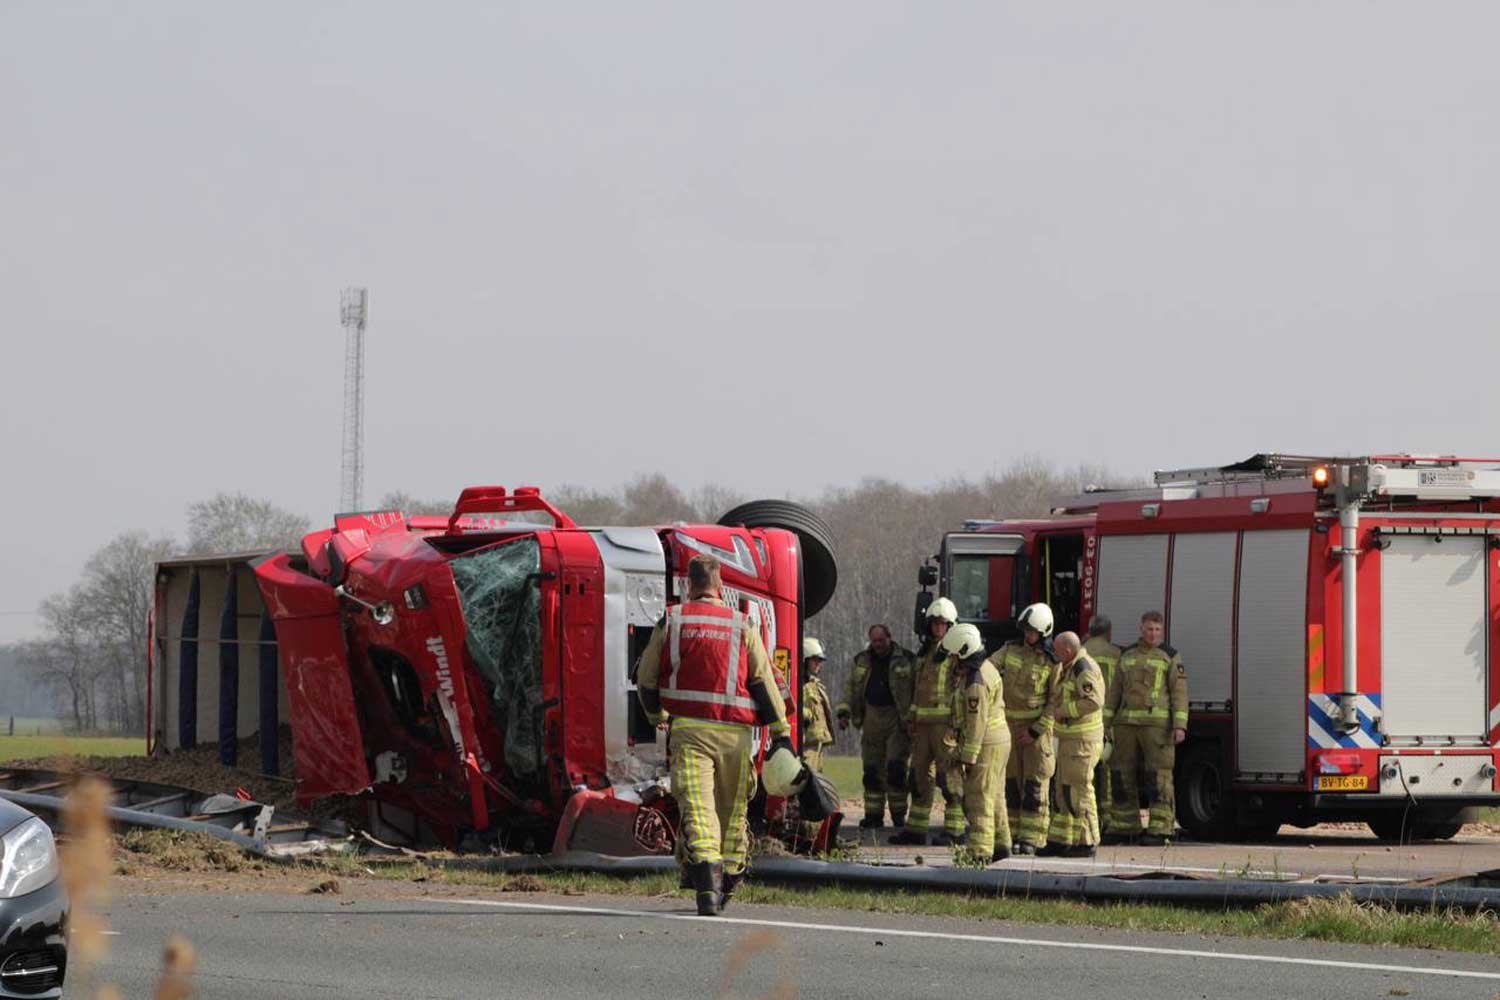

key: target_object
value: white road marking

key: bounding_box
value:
[444,897,1500,982]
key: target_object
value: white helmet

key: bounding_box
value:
[924,596,959,625]
[802,637,826,661]
[1018,603,1054,638]
[940,622,984,660]
[762,745,807,797]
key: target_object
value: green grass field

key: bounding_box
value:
[819,755,862,802]
[0,733,145,763]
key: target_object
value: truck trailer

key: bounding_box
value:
[915,454,1500,842]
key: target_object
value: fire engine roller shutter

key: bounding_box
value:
[1167,532,1235,708]
[1095,535,1168,632]
[1235,529,1308,778]
[1380,534,1488,742]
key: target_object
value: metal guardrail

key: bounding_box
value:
[0,768,348,859]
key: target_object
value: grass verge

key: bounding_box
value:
[819,755,862,803]
[0,733,145,762]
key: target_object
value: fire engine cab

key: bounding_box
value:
[916,454,1500,842]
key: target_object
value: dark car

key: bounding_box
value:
[0,798,66,998]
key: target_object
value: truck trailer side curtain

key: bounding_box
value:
[218,568,239,766]
[258,612,279,774]
[178,570,200,749]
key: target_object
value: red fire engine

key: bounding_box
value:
[149,488,837,851]
[916,454,1500,842]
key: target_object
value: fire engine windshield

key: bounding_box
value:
[450,537,543,777]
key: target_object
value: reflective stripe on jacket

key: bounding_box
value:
[1108,641,1189,728]
[956,658,1007,763]
[994,639,1060,732]
[909,643,954,724]
[658,601,758,725]
[1051,651,1105,737]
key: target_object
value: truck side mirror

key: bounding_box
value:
[913,591,933,638]
[917,563,938,588]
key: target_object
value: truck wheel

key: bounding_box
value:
[1174,741,1234,841]
[1414,820,1463,841]
[1367,814,1409,843]
[1367,812,1463,843]
[718,500,838,617]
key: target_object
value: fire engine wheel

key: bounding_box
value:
[717,500,838,617]
[1366,813,1464,844]
[1174,741,1235,841]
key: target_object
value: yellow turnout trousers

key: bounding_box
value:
[670,717,755,874]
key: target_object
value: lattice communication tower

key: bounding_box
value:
[339,287,368,512]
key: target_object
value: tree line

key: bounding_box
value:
[11,494,312,734]
[12,462,1122,743]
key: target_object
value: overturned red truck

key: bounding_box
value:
[149,487,838,852]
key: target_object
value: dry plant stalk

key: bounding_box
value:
[61,775,199,998]
[61,777,114,972]
[153,935,196,1000]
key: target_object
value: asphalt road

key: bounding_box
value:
[88,885,1500,1000]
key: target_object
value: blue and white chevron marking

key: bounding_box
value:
[1307,693,1382,750]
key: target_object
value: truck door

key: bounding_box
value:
[251,552,373,800]
[1040,533,1086,635]
[1379,533,1490,745]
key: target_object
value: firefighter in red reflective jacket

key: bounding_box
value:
[636,554,790,916]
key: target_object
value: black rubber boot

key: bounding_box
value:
[1138,833,1171,847]
[719,870,742,913]
[890,811,907,830]
[1064,844,1097,859]
[990,846,1012,862]
[1013,843,1037,857]
[857,815,885,830]
[889,829,928,846]
[1037,841,1067,857]
[688,861,723,916]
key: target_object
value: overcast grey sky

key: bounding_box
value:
[2,3,1497,642]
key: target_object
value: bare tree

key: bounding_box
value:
[22,589,110,731]
[548,485,624,525]
[185,493,310,554]
[689,483,748,523]
[620,474,696,524]
[375,491,453,517]
[72,532,176,731]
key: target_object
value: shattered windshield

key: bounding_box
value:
[449,537,543,777]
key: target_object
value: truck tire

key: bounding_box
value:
[717,500,838,618]
[1415,820,1463,841]
[1174,741,1234,841]
[1367,812,1464,843]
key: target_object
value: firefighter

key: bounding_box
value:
[837,623,917,830]
[798,637,836,850]
[1084,614,1126,837]
[1104,610,1188,846]
[942,622,1011,863]
[800,638,835,771]
[1041,631,1105,857]
[993,602,1060,855]
[891,597,966,846]
[636,554,791,916]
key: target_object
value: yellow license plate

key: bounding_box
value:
[1315,774,1369,791]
